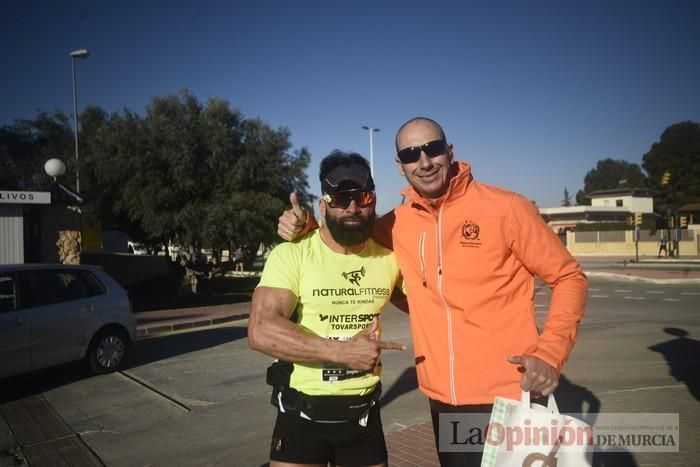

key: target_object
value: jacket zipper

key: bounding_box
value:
[418,232,427,287]
[436,204,457,404]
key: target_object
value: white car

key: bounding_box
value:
[0,264,137,379]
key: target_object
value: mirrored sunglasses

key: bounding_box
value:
[396,139,447,164]
[322,190,376,209]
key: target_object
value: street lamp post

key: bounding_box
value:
[361,126,380,177]
[70,48,89,193]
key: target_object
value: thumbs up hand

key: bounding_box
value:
[278,192,308,241]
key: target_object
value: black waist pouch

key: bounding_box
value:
[266,361,382,421]
[280,385,381,421]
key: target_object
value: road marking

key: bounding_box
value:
[535,292,547,295]
[680,292,700,296]
[535,304,547,308]
[645,291,665,294]
[589,295,609,298]
[599,383,687,395]
[624,297,645,300]
[662,298,681,302]
[614,289,632,293]
[589,288,601,292]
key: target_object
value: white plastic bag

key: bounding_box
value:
[481,391,593,467]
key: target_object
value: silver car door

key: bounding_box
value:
[0,272,31,378]
[22,270,95,370]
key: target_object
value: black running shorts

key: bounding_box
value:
[269,404,387,466]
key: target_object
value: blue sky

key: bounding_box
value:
[2,0,699,215]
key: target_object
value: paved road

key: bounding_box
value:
[2,277,699,466]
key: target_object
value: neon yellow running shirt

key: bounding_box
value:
[258,230,402,396]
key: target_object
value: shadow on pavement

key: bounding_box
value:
[648,327,699,401]
[0,362,92,403]
[0,326,248,404]
[126,325,248,368]
[593,451,639,467]
[556,375,639,467]
[555,374,600,425]
[380,366,418,409]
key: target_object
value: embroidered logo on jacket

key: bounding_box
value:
[460,220,482,248]
[342,266,366,286]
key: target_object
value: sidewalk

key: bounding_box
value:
[135,302,251,337]
[131,260,700,466]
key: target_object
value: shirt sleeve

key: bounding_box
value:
[506,193,588,372]
[257,242,301,296]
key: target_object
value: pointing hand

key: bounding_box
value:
[341,318,406,371]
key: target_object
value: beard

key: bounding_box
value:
[325,211,375,247]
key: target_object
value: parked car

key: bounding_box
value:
[0,264,137,379]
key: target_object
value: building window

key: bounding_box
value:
[616,199,623,207]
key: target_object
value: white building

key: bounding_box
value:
[539,187,657,234]
[0,190,51,264]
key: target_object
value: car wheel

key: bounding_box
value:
[87,328,128,374]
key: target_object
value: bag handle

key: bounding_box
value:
[520,390,559,413]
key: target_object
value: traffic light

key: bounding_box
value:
[634,212,642,225]
[680,216,688,229]
[661,171,671,186]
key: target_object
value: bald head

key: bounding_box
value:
[394,116,454,201]
[395,117,446,152]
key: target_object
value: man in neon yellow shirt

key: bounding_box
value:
[248,150,407,467]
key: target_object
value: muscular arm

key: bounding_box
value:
[248,286,340,364]
[248,286,405,370]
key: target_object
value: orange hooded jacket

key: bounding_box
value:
[373,161,587,405]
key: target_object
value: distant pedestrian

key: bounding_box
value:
[658,237,668,258]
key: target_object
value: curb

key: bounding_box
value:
[134,302,252,338]
[585,271,700,285]
[136,313,250,337]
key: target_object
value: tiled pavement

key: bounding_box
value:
[386,421,440,466]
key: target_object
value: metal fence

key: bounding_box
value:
[575,231,626,243]
[575,229,694,243]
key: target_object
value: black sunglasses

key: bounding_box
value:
[396,139,448,164]
[322,190,376,209]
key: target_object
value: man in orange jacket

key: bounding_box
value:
[278,117,588,466]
